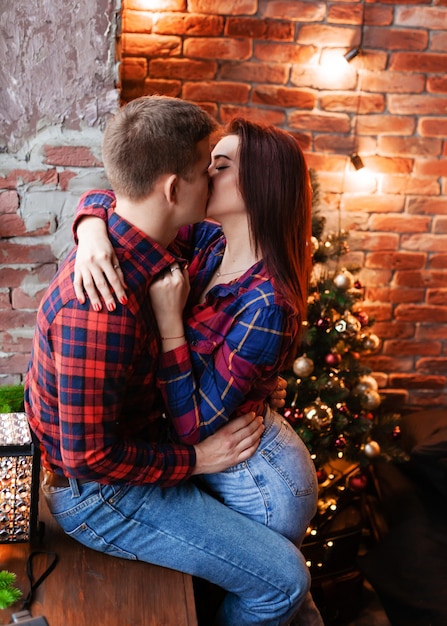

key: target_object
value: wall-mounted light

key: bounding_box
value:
[0,412,40,543]
[350,154,365,171]
[344,47,360,62]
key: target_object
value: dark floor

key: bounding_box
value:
[343,580,391,626]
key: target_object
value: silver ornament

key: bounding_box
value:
[293,356,314,378]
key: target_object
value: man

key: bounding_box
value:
[25,96,309,625]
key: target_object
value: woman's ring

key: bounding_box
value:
[170,266,181,273]
[113,265,119,269]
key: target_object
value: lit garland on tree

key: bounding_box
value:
[282,171,403,482]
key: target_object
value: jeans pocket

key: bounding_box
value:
[68,522,138,560]
[260,419,316,497]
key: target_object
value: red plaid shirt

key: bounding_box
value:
[25,196,196,485]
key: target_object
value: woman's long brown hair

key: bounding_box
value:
[226,119,312,357]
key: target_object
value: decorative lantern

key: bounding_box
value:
[0,412,40,543]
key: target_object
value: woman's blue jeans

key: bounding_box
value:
[200,407,318,546]
[42,409,319,625]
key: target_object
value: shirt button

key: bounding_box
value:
[191,340,198,346]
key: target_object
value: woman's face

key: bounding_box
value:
[206,134,245,222]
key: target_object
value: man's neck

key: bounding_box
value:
[114,194,177,249]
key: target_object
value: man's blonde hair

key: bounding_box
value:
[102,96,216,200]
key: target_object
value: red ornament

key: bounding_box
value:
[354,310,369,326]
[349,473,368,492]
[335,435,347,448]
[316,468,328,483]
[325,352,342,367]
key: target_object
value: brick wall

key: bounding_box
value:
[117,0,447,410]
[1,0,446,410]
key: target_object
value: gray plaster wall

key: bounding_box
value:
[0,0,120,153]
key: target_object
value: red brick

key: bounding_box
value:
[143,80,181,97]
[389,373,446,390]
[254,42,316,64]
[0,242,56,265]
[261,1,326,22]
[291,65,357,91]
[395,5,447,29]
[184,37,251,60]
[432,31,447,51]
[383,339,441,357]
[189,0,256,14]
[252,86,316,109]
[429,254,447,269]
[395,304,447,323]
[44,146,102,168]
[0,190,19,212]
[289,111,350,133]
[298,24,360,47]
[0,353,31,377]
[11,287,46,310]
[419,117,447,136]
[219,105,285,126]
[321,92,385,114]
[348,231,399,252]
[364,27,428,51]
[365,252,426,271]
[0,214,27,237]
[427,288,447,305]
[390,53,447,73]
[433,217,447,234]
[155,14,224,36]
[342,195,404,213]
[416,357,447,373]
[183,81,249,103]
[382,175,440,195]
[364,3,393,26]
[370,321,416,339]
[427,75,447,93]
[362,355,414,373]
[0,170,58,189]
[226,18,293,41]
[371,214,431,233]
[126,0,184,8]
[328,3,363,25]
[121,58,147,82]
[414,158,447,177]
[407,197,447,215]
[123,10,153,33]
[417,324,447,340]
[362,70,425,94]
[357,114,415,135]
[150,58,216,80]
[122,33,181,57]
[220,61,288,84]
[379,136,441,157]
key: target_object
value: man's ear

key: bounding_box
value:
[163,174,178,205]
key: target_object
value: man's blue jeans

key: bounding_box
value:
[43,471,309,625]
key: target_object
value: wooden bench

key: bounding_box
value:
[0,492,197,626]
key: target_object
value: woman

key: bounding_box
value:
[74,119,317,546]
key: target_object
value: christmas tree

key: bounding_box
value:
[282,171,403,506]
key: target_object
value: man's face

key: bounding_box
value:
[175,138,211,227]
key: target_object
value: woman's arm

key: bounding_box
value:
[72,190,127,309]
[156,302,293,444]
